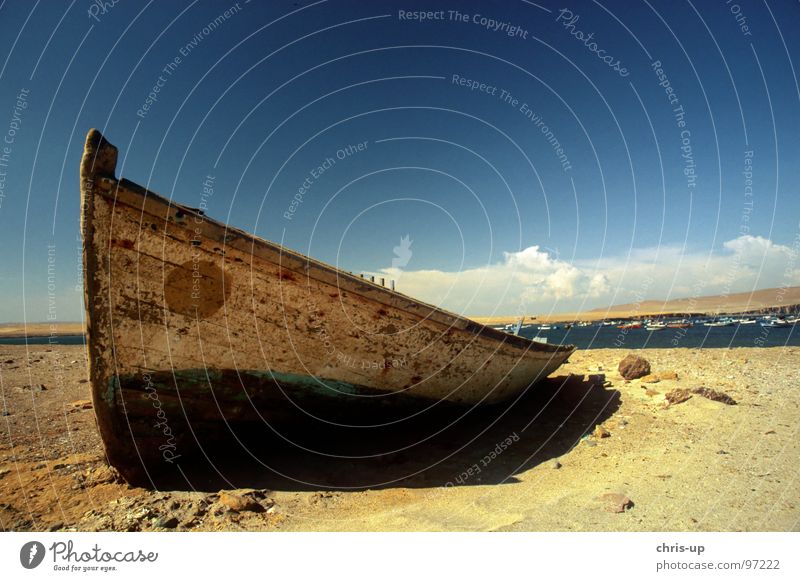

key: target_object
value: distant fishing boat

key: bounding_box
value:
[704,319,733,327]
[760,318,792,328]
[617,322,642,330]
[79,129,575,484]
[737,318,757,325]
[666,320,691,329]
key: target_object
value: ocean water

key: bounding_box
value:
[1,325,798,349]
[0,335,86,346]
[517,323,799,349]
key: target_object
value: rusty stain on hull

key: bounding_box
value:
[80,128,576,485]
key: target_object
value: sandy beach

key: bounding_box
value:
[1,343,797,532]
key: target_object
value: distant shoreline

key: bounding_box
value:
[4,285,798,336]
[0,322,83,338]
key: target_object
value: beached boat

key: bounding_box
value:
[79,129,575,484]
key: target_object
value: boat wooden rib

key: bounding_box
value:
[80,129,575,484]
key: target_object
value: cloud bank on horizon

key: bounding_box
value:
[379,234,800,316]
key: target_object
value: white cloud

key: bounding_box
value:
[379,234,800,316]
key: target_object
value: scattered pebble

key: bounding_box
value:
[665,389,692,406]
[20,383,47,391]
[551,460,562,469]
[70,399,93,410]
[691,387,737,405]
[154,516,179,529]
[598,492,634,513]
[217,491,264,513]
[593,426,611,439]
[618,355,651,380]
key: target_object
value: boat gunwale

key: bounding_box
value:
[99,169,574,357]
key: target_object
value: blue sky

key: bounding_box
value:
[0,0,798,321]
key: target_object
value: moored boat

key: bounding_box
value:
[704,319,734,327]
[80,129,575,484]
[760,318,792,328]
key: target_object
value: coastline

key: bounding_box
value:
[1,343,797,532]
[0,322,83,339]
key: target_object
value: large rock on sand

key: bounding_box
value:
[618,354,651,380]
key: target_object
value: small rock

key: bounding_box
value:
[691,387,737,405]
[70,399,93,410]
[3,359,13,364]
[154,516,179,529]
[593,426,611,439]
[665,388,692,406]
[658,371,679,381]
[217,491,264,513]
[645,388,659,397]
[49,522,64,531]
[584,439,597,447]
[641,374,660,384]
[618,354,651,380]
[551,460,562,469]
[0,468,10,478]
[0,410,10,416]
[763,430,776,435]
[598,492,634,513]
[21,383,47,391]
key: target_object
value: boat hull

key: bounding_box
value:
[80,130,575,484]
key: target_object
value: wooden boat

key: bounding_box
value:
[617,322,642,330]
[759,318,792,328]
[80,129,575,484]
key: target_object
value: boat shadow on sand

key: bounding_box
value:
[150,374,620,492]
